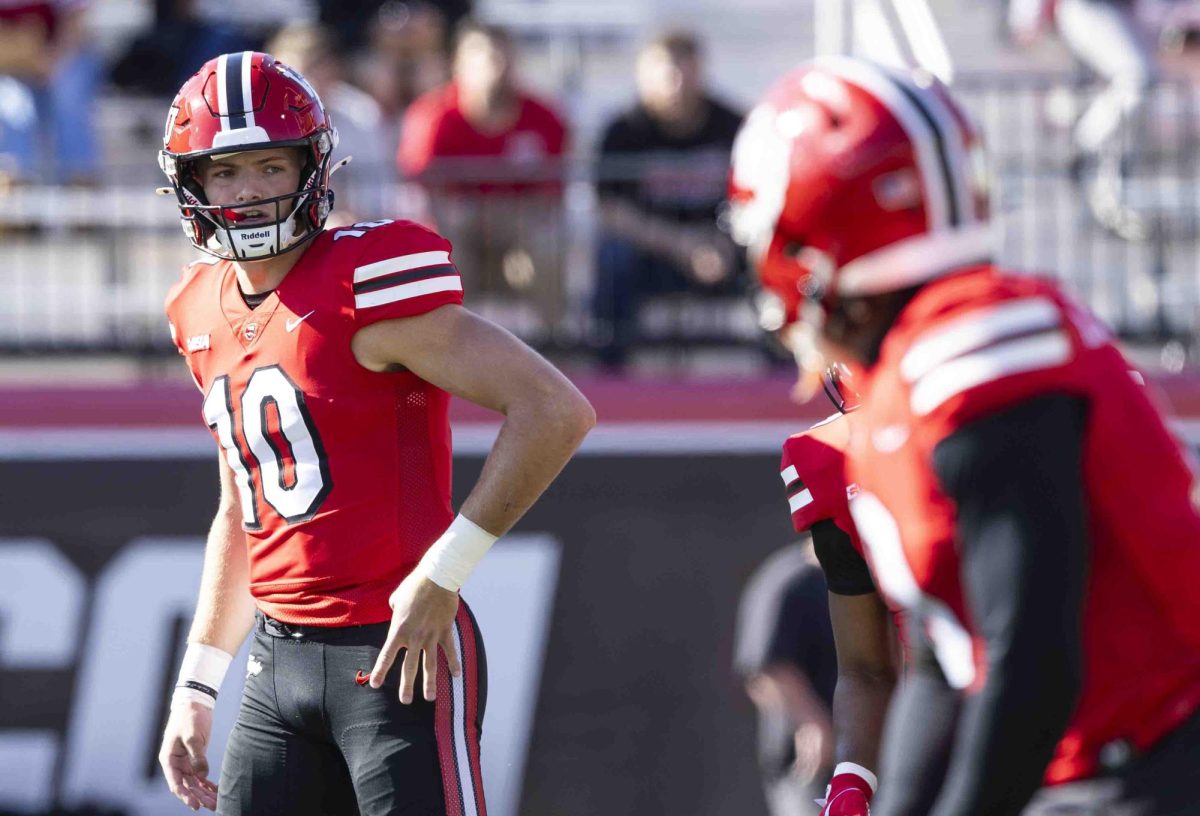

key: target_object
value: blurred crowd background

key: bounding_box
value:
[5,0,1200,374]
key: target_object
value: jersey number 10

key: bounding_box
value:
[202,365,332,528]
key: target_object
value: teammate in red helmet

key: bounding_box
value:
[731,57,1200,815]
[155,52,594,815]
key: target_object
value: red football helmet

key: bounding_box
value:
[729,57,993,327]
[159,51,338,260]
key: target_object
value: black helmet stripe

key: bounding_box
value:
[881,71,962,227]
[217,52,248,131]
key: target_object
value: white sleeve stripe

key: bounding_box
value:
[788,488,814,513]
[780,464,799,486]
[354,251,451,283]
[355,275,463,309]
[910,330,1073,416]
[900,297,1062,383]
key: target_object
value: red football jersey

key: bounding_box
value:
[780,412,862,549]
[781,411,907,649]
[397,82,567,194]
[847,265,1200,784]
[165,219,463,626]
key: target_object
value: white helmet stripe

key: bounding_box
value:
[880,64,974,226]
[215,53,229,131]
[240,51,256,129]
[817,56,950,231]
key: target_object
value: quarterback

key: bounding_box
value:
[154,52,594,815]
[731,57,1200,815]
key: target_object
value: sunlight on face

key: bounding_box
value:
[197,148,304,210]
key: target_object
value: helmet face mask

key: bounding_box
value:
[159,52,339,261]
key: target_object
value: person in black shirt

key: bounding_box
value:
[590,30,744,369]
[734,542,839,816]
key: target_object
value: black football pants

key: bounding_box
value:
[217,604,487,816]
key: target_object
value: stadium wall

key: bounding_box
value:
[0,444,795,816]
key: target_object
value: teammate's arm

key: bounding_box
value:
[872,628,961,816]
[812,520,893,812]
[882,393,1089,816]
[353,305,595,702]
[158,452,256,812]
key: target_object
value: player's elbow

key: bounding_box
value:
[552,384,596,446]
[509,371,595,447]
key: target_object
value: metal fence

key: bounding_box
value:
[3,75,1200,358]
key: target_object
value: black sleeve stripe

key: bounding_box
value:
[353,264,459,294]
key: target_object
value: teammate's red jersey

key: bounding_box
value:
[398,82,567,194]
[846,265,1200,784]
[165,220,464,626]
[781,411,908,649]
[780,412,862,549]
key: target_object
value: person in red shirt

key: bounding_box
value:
[398,20,568,336]
[155,52,594,816]
[730,57,1200,815]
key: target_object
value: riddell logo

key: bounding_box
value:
[242,230,271,241]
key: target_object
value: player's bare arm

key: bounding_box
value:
[353,304,595,703]
[828,590,896,770]
[158,453,256,812]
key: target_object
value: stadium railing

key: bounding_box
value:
[1,74,1198,358]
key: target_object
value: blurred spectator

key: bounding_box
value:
[266,22,394,223]
[109,0,260,98]
[1008,0,1159,240]
[0,0,100,183]
[591,31,744,370]
[357,0,451,117]
[398,20,568,334]
[316,0,470,54]
[734,542,837,816]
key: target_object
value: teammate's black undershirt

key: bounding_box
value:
[875,393,1089,816]
[811,519,876,596]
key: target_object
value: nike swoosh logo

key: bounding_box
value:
[355,670,371,686]
[286,310,315,332]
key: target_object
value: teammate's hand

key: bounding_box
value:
[370,572,463,703]
[817,766,874,816]
[158,701,218,811]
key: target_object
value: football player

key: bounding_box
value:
[730,57,1200,815]
[746,170,900,816]
[154,52,595,815]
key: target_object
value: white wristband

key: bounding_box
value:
[415,514,499,592]
[171,643,234,710]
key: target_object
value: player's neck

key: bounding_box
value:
[232,244,308,295]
